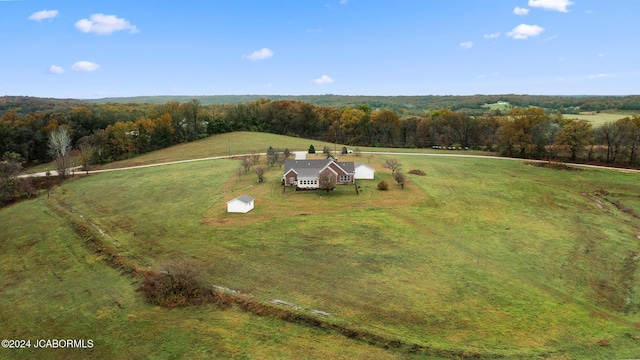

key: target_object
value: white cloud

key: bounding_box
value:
[514,7,530,15]
[28,9,58,21]
[476,72,499,80]
[528,0,573,13]
[48,65,64,74]
[243,48,274,61]
[71,61,100,72]
[313,75,334,85]
[506,24,545,40]
[75,14,138,35]
[459,41,473,49]
[589,73,614,79]
[484,32,501,39]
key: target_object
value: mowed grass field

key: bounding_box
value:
[563,112,634,126]
[3,132,640,358]
[0,190,399,359]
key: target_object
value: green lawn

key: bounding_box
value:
[4,132,640,358]
[482,102,512,111]
[563,112,633,126]
[0,198,400,359]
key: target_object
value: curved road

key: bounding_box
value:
[20,151,640,178]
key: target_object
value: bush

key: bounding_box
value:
[140,258,217,307]
[377,180,389,190]
[408,169,426,176]
[308,144,315,154]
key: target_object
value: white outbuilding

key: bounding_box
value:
[354,162,375,180]
[226,195,255,213]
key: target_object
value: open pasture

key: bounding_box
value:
[0,186,400,359]
[35,139,640,358]
[563,112,633,126]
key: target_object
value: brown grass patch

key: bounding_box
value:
[526,161,582,171]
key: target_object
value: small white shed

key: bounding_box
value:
[226,195,255,213]
[354,162,375,180]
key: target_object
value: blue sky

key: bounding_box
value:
[1,0,638,98]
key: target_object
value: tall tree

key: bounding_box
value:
[498,107,549,157]
[47,127,72,178]
[618,115,640,165]
[371,109,400,146]
[554,120,594,161]
[597,121,623,164]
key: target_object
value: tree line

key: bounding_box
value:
[1,98,639,171]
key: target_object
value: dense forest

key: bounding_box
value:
[1,95,639,171]
[87,94,640,115]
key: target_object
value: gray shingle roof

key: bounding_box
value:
[228,195,254,204]
[284,159,354,177]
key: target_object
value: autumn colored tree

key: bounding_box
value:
[340,107,370,145]
[371,109,400,146]
[104,121,136,159]
[554,120,594,161]
[151,113,174,149]
[441,112,477,148]
[498,107,550,157]
[78,142,96,173]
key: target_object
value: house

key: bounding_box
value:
[354,162,375,180]
[283,158,355,189]
[226,195,255,213]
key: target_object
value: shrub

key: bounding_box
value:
[408,169,426,176]
[377,180,389,190]
[308,144,315,154]
[140,258,217,307]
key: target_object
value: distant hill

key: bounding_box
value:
[3,94,640,114]
[0,96,88,114]
[84,94,640,113]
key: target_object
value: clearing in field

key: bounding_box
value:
[563,112,633,126]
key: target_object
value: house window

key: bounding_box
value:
[339,175,351,183]
[289,177,295,184]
